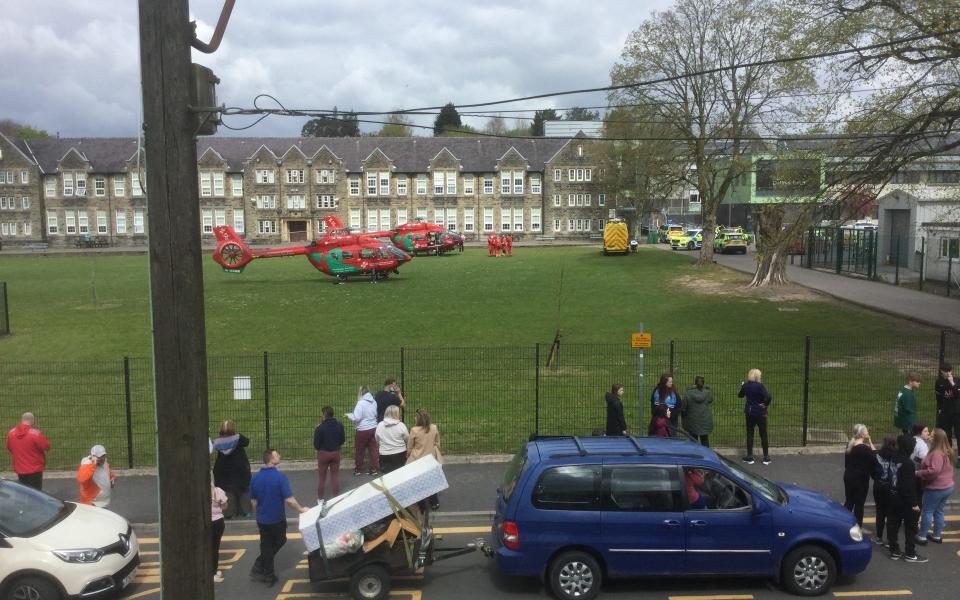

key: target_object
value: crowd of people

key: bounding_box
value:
[486,233,514,257]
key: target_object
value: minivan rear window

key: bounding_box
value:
[500,449,528,503]
[532,465,600,511]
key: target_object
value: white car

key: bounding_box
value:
[0,479,140,600]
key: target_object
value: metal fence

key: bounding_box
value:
[2,331,958,471]
[0,282,9,335]
[804,227,878,278]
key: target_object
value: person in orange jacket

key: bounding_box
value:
[77,444,117,507]
[487,234,497,257]
[504,234,513,256]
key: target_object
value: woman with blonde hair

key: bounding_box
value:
[738,368,772,465]
[376,405,409,474]
[407,409,442,510]
[212,419,252,518]
[915,428,956,544]
[843,424,875,527]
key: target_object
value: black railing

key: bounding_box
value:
[2,332,957,470]
[0,281,9,335]
[804,227,878,278]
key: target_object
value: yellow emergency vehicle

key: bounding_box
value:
[602,219,629,255]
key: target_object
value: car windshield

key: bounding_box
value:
[0,480,71,537]
[717,455,785,505]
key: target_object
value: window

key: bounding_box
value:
[21,197,30,209]
[464,175,475,195]
[287,195,306,210]
[133,209,145,234]
[113,176,125,197]
[532,465,599,511]
[349,208,361,229]
[554,168,561,182]
[598,219,606,231]
[433,208,445,226]
[417,175,427,195]
[379,208,391,230]
[284,169,303,184]
[554,219,561,232]
[685,469,751,510]
[258,220,276,234]
[214,208,226,227]
[513,171,524,195]
[97,211,108,234]
[585,194,591,207]
[446,172,457,196]
[379,172,390,196]
[446,209,457,231]
[397,176,408,196]
[942,238,960,259]
[316,169,335,184]
[78,210,89,234]
[47,210,58,234]
[0,223,11,236]
[45,177,56,198]
[483,176,494,195]
[598,193,606,207]
[531,208,541,232]
[201,209,213,233]
[132,174,143,197]
[464,208,475,232]
[349,176,361,196]
[367,209,379,231]
[396,208,408,224]
[501,208,512,231]
[20,170,29,184]
[434,172,445,195]
[65,211,76,234]
[366,172,378,195]
[553,194,561,207]
[604,466,682,512]
[76,174,87,196]
[585,219,592,231]
[200,172,212,196]
[577,145,583,157]
[232,175,243,197]
[567,219,574,231]
[233,210,245,233]
[213,173,225,196]
[115,210,126,234]
[416,208,427,221]
[568,168,575,181]
[63,173,74,196]
[500,171,511,194]
[568,194,575,207]
[255,169,275,184]
[513,209,523,231]
[23,222,31,236]
[585,168,592,181]
[929,171,960,184]
[530,174,541,194]
[316,194,338,209]
[255,195,276,209]
[315,219,327,235]
[484,207,494,231]
[94,177,106,197]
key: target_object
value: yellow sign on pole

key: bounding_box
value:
[631,333,652,349]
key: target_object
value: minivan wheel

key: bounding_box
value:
[781,545,836,596]
[548,551,601,600]
[10,576,62,600]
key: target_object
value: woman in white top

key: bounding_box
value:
[375,405,410,474]
[345,386,379,475]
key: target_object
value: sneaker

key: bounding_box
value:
[762,457,772,465]
[927,534,943,544]
[914,535,928,546]
[871,535,886,545]
[353,470,363,476]
[889,550,902,560]
[742,456,755,465]
[903,553,928,563]
[213,571,224,583]
[264,574,279,587]
[368,469,380,476]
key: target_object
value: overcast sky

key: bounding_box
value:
[2,0,676,138]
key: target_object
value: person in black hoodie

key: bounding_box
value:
[605,384,628,436]
[843,424,875,527]
[935,363,960,451]
[886,434,927,562]
[212,420,252,519]
[739,368,772,465]
[871,434,899,545]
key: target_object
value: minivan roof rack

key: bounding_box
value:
[528,434,588,456]
[626,436,647,455]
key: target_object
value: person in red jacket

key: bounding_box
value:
[504,234,513,256]
[6,412,51,490]
[487,234,497,257]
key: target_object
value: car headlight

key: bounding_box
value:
[849,524,863,542]
[53,548,103,563]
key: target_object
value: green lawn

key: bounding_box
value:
[0,247,950,470]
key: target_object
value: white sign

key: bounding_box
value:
[233,376,251,401]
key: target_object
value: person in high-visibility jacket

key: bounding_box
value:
[487,234,498,257]
[77,444,117,507]
[504,234,513,256]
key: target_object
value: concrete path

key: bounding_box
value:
[714,250,960,331]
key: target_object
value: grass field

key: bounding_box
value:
[1,246,953,469]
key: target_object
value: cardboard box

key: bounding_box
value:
[299,455,448,552]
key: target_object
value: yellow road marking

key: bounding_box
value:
[833,591,912,597]
[862,515,960,525]
[121,588,160,599]
[276,592,420,600]
[138,525,489,545]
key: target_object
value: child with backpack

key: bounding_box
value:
[871,434,899,545]
[886,435,927,562]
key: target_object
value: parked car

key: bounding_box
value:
[493,436,871,600]
[0,479,140,600]
[714,230,749,254]
[659,225,685,244]
[671,229,703,251]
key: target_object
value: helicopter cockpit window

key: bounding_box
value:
[359,248,377,259]
[340,251,353,259]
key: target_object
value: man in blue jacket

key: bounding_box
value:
[249,449,308,586]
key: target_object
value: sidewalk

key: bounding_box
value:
[714,250,960,331]
[14,448,888,526]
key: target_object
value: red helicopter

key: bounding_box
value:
[325,216,464,255]
[212,218,412,283]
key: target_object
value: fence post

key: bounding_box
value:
[1,281,8,334]
[400,346,406,392]
[806,228,813,269]
[123,357,134,468]
[940,330,948,368]
[835,229,843,274]
[802,337,811,447]
[263,351,271,448]
[919,237,925,291]
[894,236,901,286]
[534,344,540,437]
[669,340,675,375]
[948,254,954,299]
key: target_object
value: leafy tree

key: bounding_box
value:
[503,120,533,137]
[483,116,508,135]
[531,109,560,136]
[0,119,49,139]
[609,0,817,273]
[565,107,600,121]
[433,103,462,136]
[378,112,414,137]
[301,108,360,137]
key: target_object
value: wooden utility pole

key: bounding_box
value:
[137,1,213,598]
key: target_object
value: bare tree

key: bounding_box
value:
[378,112,414,137]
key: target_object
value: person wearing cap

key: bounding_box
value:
[6,412,51,490]
[77,445,117,507]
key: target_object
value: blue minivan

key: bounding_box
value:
[493,436,871,599]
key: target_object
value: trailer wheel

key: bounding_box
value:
[349,564,391,600]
